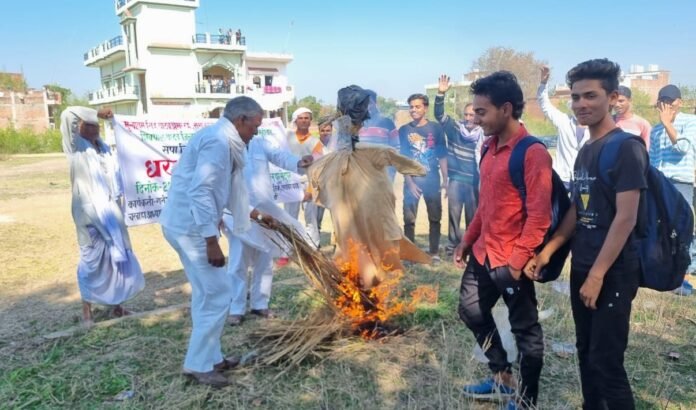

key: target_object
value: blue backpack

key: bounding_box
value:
[481,136,571,282]
[598,132,693,291]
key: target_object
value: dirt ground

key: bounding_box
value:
[0,154,447,345]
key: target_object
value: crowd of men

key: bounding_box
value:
[60,57,696,409]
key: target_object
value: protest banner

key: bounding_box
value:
[113,116,305,226]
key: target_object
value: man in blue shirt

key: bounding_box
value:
[399,93,448,263]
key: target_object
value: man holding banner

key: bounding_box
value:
[60,106,145,325]
[160,96,273,388]
[224,119,313,325]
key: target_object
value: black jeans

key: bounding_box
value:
[403,175,442,254]
[458,257,544,406]
[571,267,639,410]
[447,179,479,249]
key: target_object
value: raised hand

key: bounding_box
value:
[438,74,451,94]
[540,65,551,84]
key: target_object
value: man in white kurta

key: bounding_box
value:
[160,96,269,387]
[225,124,312,324]
[60,106,145,324]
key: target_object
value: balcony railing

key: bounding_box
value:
[196,83,247,94]
[89,85,140,102]
[193,33,246,46]
[116,0,196,10]
[84,35,124,61]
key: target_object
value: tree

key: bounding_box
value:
[0,73,27,92]
[45,84,75,127]
[472,46,547,100]
[631,89,659,125]
[288,95,323,123]
[377,96,398,119]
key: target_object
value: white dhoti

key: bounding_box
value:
[78,226,145,305]
[163,228,233,373]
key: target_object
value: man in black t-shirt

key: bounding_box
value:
[524,59,646,409]
[399,93,448,263]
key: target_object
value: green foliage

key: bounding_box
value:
[521,114,558,137]
[45,83,89,127]
[0,73,27,92]
[377,96,399,119]
[288,95,323,123]
[631,89,659,125]
[425,86,472,121]
[0,128,62,154]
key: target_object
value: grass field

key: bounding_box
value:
[0,155,694,409]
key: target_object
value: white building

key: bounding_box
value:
[84,0,295,120]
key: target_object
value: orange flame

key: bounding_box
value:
[333,240,439,339]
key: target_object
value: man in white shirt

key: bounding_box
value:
[282,107,321,254]
[226,123,313,325]
[537,65,589,188]
[160,96,273,388]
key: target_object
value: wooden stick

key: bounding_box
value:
[42,303,190,340]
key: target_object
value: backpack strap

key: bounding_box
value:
[509,136,545,208]
[597,130,639,187]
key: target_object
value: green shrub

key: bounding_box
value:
[0,127,62,154]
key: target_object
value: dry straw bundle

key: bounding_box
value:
[248,222,399,372]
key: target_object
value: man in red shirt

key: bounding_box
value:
[453,71,552,409]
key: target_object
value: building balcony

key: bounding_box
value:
[193,83,294,110]
[84,36,125,66]
[89,85,140,105]
[192,33,247,52]
[115,0,199,13]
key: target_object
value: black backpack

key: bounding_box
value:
[597,132,693,291]
[481,136,571,282]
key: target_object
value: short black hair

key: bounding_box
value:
[469,71,524,119]
[407,93,429,107]
[566,58,621,95]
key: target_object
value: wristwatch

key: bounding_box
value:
[256,213,263,222]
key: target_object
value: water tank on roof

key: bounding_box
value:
[633,65,644,73]
[648,64,659,72]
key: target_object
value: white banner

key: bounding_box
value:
[113,115,305,226]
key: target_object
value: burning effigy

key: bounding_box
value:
[249,86,436,371]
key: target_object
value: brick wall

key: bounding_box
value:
[0,89,53,132]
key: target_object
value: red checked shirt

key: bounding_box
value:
[463,125,553,271]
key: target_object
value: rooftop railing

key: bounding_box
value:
[193,33,246,46]
[89,85,140,102]
[84,35,124,61]
[116,0,196,9]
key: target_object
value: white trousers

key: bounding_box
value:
[285,201,319,248]
[303,202,320,248]
[228,236,274,315]
[163,227,232,373]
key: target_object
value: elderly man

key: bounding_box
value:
[160,96,273,387]
[60,106,145,325]
[225,122,313,325]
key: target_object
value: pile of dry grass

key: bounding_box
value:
[248,222,395,373]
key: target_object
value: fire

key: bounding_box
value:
[333,240,439,340]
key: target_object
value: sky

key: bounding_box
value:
[2,0,696,104]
